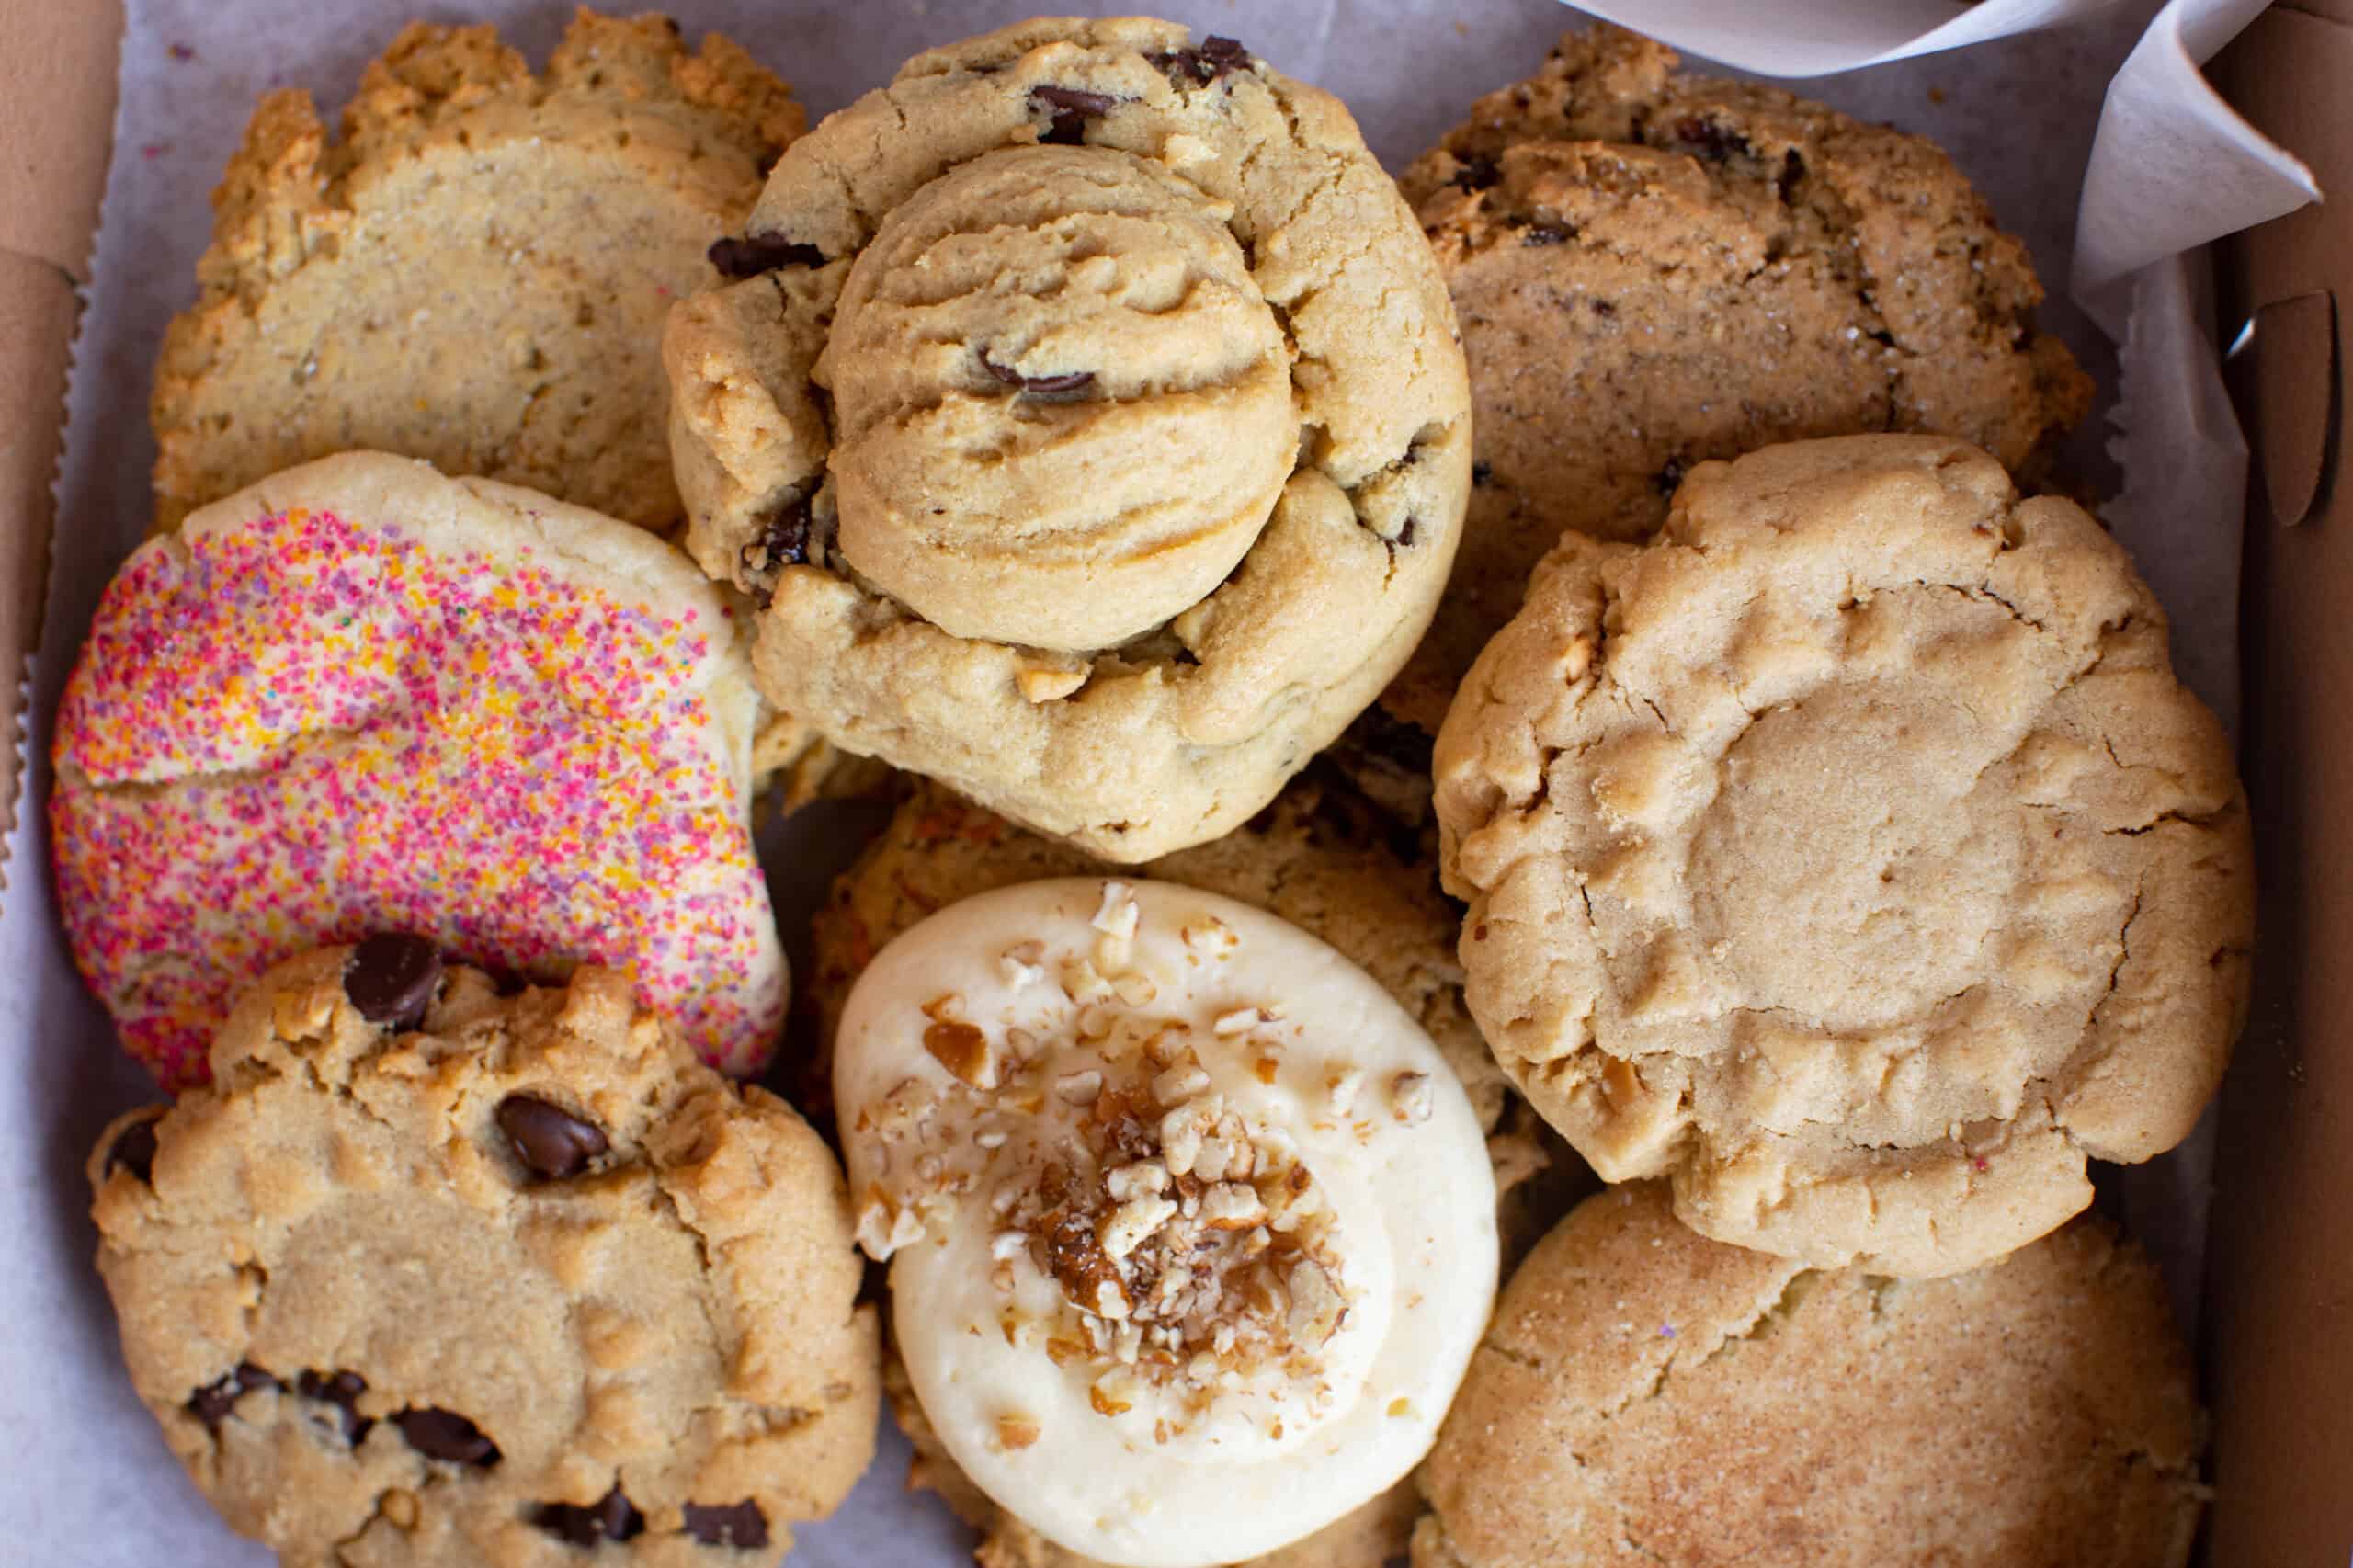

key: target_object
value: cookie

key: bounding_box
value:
[87,942,879,1567]
[51,452,787,1090]
[665,17,1471,860]
[1381,24,2091,733]
[1433,437,2254,1277]
[834,880,1499,1568]
[151,9,801,533]
[1415,1185,2205,1568]
[808,772,1576,1568]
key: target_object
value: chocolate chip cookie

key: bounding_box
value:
[88,940,878,1566]
[1416,1185,2206,1568]
[1382,24,2091,733]
[151,10,801,533]
[1434,437,2253,1277]
[665,18,1471,860]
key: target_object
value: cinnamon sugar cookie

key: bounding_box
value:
[152,9,801,533]
[1382,25,2089,733]
[1434,437,2252,1277]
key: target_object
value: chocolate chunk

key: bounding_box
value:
[1030,85,1117,145]
[1668,116,1752,163]
[1148,34,1250,85]
[1521,221,1574,245]
[395,1408,500,1467]
[1592,299,1617,319]
[297,1369,371,1444]
[707,233,825,278]
[105,1116,163,1184]
[682,1501,769,1549]
[742,498,812,583]
[535,1486,645,1545]
[188,1364,276,1432]
[1451,154,1501,192]
[1777,148,1807,200]
[496,1095,609,1180]
[981,357,1097,403]
[343,934,443,1028]
[1471,460,1493,487]
[1654,456,1688,496]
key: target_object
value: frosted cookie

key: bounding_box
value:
[665,18,1471,860]
[88,943,878,1568]
[1415,1185,2206,1568]
[152,10,801,533]
[51,452,787,1090]
[835,881,1499,1568]
[1433,437,2254,1277]
[1381,25,2090,733]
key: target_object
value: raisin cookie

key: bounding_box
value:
[1434,437,2254,1277]
[1381,24,2090,733]
[151,9,801,533]
[87,940,879,1567]
[665,17,1470,860]
[835,880,1499,1567]
[1416,1185,2206,1568]
[51,452,786,1091]
[808,773,1576,1568]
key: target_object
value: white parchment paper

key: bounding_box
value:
[4,1,2313,1562]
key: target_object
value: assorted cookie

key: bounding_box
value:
[62,14,2252,1568]
[833,879,1499,1567]
[1381,25,2091,733]
[51,452,787,1090]
[665,17,1471,860]
[88,942,879,1566]
[151,10,801,533]
[1416,1185,2206,1568]
[1434,436,2254,1276]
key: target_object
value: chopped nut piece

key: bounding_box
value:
[1160,1108,1204,1176]
[1017,660,1088,703]
[1101,1195,1178,1260]
[1287,1258,1346,1346]
[1055,1070,1104,1105]
[855,1194,927,1260]
[1182,917,1240,957]
[1061,958,1112,1003]
[1075,1004,1117,1041]
[997,1413,1043,1449]
[1090,881,1140,939]
[923,1018,995,1087]
[999,946,1047,989]
[1110,971,1157,1006]
[975,1129,1009,1150]
[1105,1160,1170,1200]
[990,1231,1029,1262]
[1212,1006,1260,1035]
[1090,1375,1134,1417]
[1326,1067,1364,1115]
[1254,1056,1279,1085]
[1391,1071,1434,1124]
[1201,1183,1267,1229]
[1095,1279,1131,1320]
[1152,1063,1210,1104]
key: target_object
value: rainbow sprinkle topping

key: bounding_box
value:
[51,504,786,1090]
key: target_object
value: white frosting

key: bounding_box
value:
[835,879,1497,1568]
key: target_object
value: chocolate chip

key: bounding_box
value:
[1592,299,1617,319]
[1147,34,1250,85]
[1030,85,1117,145]
[1777,149,1807,200]
[343,934,443,1028]
[535,1486,645,1545]
[1669,116,1752,163]
[297,1369,371,1444]
[1654,456,1688,496]
[981,356,1097,403]
[105,1116,163,1184]
[1451,154,1500,192]
[707,233,825,278]
[1351,705,1435,775]
[742,498,812,584]
[1521,221,1574,245]
[1471,460,1493,487]
[496,1095,609,1180]
[188,1364,276,1432]
[395,1408,500,1467]
[1396,517,1419,548]
[682,1501,769,1549]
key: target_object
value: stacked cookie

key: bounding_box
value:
[53,14,2251,1568]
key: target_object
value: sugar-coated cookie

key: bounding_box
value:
[666,17,1471,861]
[88,942,878,1568]
[1434,437,2253,1277]
[1416,1185,2205,1568]
[152,9,801,533]
[52,452,786,1090]
[834,880,1498,1568]
[1382,25,2090,733]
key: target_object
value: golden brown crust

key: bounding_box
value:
[1418,1186,2207,1568]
